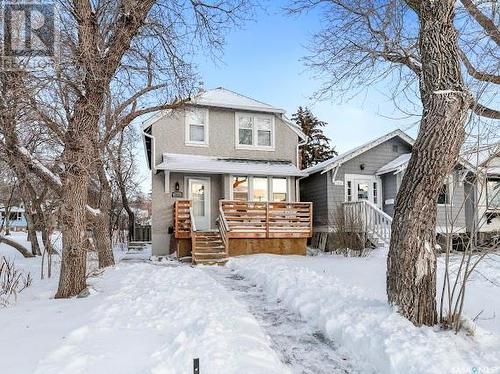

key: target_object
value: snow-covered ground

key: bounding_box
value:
[0,233,287,374]
[2,233,499,374]
[228,249,500,374]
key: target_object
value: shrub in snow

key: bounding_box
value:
[0,256,32,307]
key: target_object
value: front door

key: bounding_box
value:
[187,178,210,230]
[345,174,381,208]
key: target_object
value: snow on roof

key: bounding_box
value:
[190,87,285,114]
[156,153,307,177]
[0,206,25,213]
[303,129,415,175]
[142,87,306,141]
[376,153,412,175]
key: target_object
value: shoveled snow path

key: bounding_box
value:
[205,266,361,374]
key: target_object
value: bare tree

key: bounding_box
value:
[0,0,251,298]
[288,0,499,326]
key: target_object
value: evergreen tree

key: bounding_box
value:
[292,107,337,169]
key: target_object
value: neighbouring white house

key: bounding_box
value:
[0,205,27,231]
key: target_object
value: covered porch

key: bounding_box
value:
[173,199,313,263]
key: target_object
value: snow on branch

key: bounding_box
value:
[17,146,62,187]
[85,205,102,217]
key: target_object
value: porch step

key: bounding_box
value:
[192,231,228,266]
[193,258,228,266]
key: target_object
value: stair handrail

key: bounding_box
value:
[189,207,197,232]
[361,200,392,244]
[217,205,230,255]
[363,200,393,222]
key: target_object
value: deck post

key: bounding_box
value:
[266,202,270,238]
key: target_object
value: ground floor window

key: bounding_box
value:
[232,176,249,201]
[437,184,450,205]
[487,178,500,209]
[231,176,288,202]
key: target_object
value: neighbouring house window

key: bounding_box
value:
[272,178,287,202]
[186,108,208,145]
[232,176,249,201]
[252,177,268,202]
[347,181,352,202]
[392,144,399,153]
[487,178,500,209]
[232,176,288,201]
[236,113,274,149]
[437,183,450,204]
[373,182,378,204]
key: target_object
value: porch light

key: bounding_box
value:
[360,163,365,170]
[175,182,180,191]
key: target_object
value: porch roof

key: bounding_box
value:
[376,153,411,175]
[156,153,308,177]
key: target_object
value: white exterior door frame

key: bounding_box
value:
[185,176,211,230]
[344,174,383,208]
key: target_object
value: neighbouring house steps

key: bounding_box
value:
[192,231,228,266]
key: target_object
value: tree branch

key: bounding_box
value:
[460,0,500,46]
[459,49,500,84]
[471,101,500,119]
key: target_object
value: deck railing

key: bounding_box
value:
[220,200,313,239]
[173,199,192,238]
[342,200,392,245]
[174,199,313,239]
[216,207,230,254]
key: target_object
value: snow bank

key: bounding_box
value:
[228,254,500,374]
[0,243,288,374]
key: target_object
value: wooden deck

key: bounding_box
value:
[173,199,192,239]
[173,200,313,240]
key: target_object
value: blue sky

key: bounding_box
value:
[193,2,421,151]
[139,1,422,192]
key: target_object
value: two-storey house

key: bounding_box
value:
[142,88,312,263]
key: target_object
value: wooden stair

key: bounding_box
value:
[192,231,228,265]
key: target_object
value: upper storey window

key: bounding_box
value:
[235,113,275,151]
[185,108,209,146]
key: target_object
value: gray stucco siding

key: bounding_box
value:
[151,107,299,166]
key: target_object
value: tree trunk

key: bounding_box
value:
[25,208,41,256]
[55,100,99,298]
[93,156,115,268]
[387,0,470,326]
[0,234,34,258]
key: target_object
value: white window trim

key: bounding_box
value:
[344,174,382,208]
[185,108,209,147]
[437,175,454,206]
[486,177,500,210]
[234,112,275,151]
[229,175,290,202]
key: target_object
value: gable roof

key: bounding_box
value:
[141,87,306,140]
[303,128,477,176]
[303,129,415,175]
[190,87,285,114]
[376,153,412,175]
